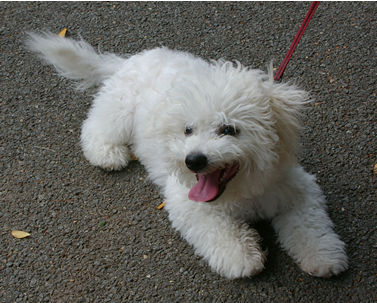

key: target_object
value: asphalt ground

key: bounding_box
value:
[1,2,376,302]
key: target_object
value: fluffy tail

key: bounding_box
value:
[25,32,126,89]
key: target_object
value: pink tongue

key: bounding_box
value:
[188,170,221,202]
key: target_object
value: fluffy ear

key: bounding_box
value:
[266,79,311,163]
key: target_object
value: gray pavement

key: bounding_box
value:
[1,2,376,302]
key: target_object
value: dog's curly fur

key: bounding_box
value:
[26,32,348,279]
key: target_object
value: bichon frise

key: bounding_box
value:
[26,32,348,279]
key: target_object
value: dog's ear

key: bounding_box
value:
[267,79,311,162]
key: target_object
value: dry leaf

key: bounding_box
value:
[11,230,30,239]
[130,154,138,161]
[157,202,166,210]
[59,28,67,37]
[374,163,377,175]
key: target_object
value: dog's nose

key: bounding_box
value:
[185,152,208,172]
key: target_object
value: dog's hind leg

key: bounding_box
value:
[26,32,133,170]
[80,93,135,171]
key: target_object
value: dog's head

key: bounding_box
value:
[153,60,309,202]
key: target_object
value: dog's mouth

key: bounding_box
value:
[188,162,239,202]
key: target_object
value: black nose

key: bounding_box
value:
[185,152,208,172]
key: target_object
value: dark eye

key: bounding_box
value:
[184,126,193,136]
[218,125,239,136]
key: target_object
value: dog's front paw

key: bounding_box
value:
[207,243,266,279]
[83,143,131,171]
[299,244,348,278]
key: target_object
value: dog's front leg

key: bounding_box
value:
[271,166,348,278]
[164,178,265,279]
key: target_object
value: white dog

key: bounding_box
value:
[26,32,348,279]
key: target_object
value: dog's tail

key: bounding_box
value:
[25,32,126,90]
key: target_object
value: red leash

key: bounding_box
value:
[274,1,320,81]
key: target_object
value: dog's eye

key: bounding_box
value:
[184,126,193,136]
[218,125,238,136]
